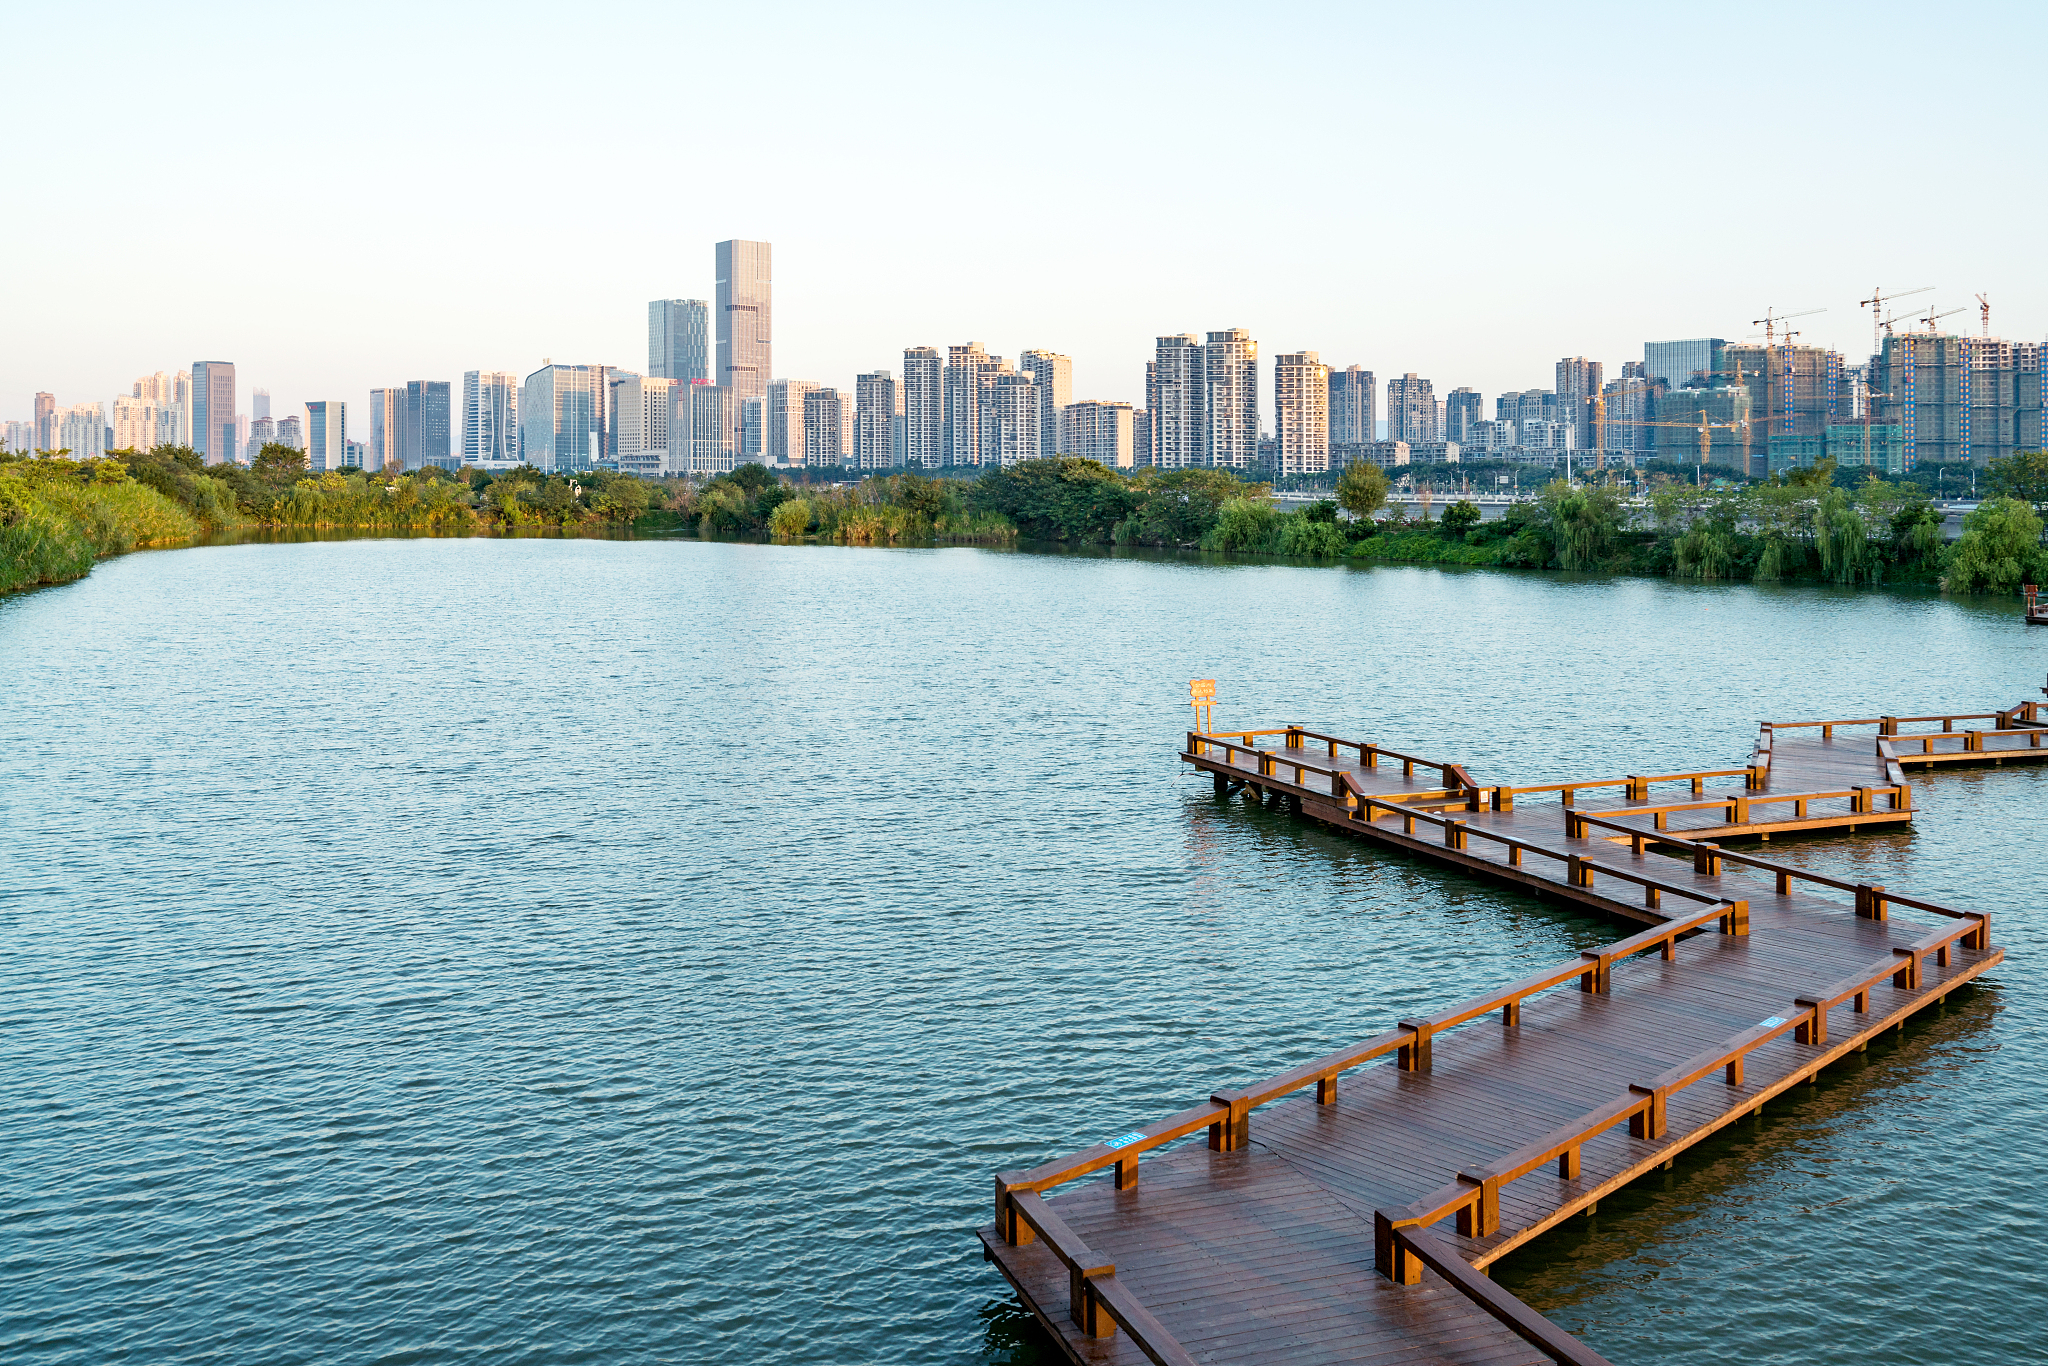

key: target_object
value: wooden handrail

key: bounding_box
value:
[1565,784,1905,832]
[1002,1191,1198,1364]
[1385,1224,1617,1366]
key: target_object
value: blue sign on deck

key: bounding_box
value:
[1102,1132,1146,1149]
[1759,1016,1786,1029]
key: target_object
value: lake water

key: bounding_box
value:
[2,538,2042,1365]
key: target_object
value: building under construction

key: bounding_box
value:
[1866,332,2047,467]
[1651,384,1755,468]
[1719,343,1843,474]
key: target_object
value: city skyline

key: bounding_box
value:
[5,4,2042,428]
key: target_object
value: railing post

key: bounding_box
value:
[1206,1091,1250,1152]
[1627,1084,1667,1140]
[1733,794,1749,824]
[1968,914,1991,952]
[1694,842,1721,876]
[1855,883,1887,921]
[1880,715,1898,737]
[1579,950,1610,994]
[1794,998,1828,1046]
[1374,1211,1420,1284]
[1074,1264,1116,1337]
[995,1175,1034,1246]
[1493,786,1515,812]
[1397,1019,1434,1071]
[1626,774,1648,801]
[1719,899,1749,937]
[1892,948,1921,990]
[1443,819,1467,851]
[1452,1174,1501,1238]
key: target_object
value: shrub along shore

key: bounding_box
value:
[5,443,2045,597]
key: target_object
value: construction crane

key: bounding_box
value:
[1752,305,1826,349]
[1918,304,1968,332]
[1976,293,1992,337]
[1861,285,1932,355]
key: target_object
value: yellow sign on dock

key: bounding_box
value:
[1189,679,1216,734]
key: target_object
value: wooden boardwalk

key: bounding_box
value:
[979,707,2021,1366]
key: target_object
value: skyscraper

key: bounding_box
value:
[519,364,608,473]
[402,381,453,470]
[649,298,711,382]
[1444,387,1485,444]
[855,370,900,470]
[1328,366,1375,444]
[1643,338,1726,391]
[1273,351,1331,475]
[369,388,402,471]
[1386,373,1438,443]
[463,371,520,463]
[53,403,105,458]
[252,389,271,420]
[305,401,347,473]
[191,361,236,463]
[1202,329,1258,468]
[902,347,942,468]
[33,392,55,452]
[1019,350,1072,456]
[715,240,771,398]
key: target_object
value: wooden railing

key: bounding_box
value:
[1187,727,1473,791]
[1000,1189,1198,1364]
[1561,783,1908,834]
[1566,812,1994,944]
[1885,727,2048,756]
[1489,765,1763,812]
[1374,919,1988,1301]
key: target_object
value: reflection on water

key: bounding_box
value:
[0,538,2041,1365]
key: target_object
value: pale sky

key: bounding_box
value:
[6,0,2042,430]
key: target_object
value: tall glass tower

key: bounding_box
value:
[649,299,711,383]
[715,240,771,399]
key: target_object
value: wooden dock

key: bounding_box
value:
[979,707,2019,1366]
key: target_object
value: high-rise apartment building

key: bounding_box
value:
[767,379,819,465]
[1444,387,1485,444]
[802,388,843,469]
[53,403,106,458]
[247,414,276,453]
[33,392,55,452]
[1273,352,1332,476]
[1554,357,1603,450]
[1149,335,1203,469]
[276,414,303,450]
[854,370,900,470]
[191,361,236,463]
[519,364,608,473]
[252,389,271,421]
[1203,329,1258,468]
[715,240,771,398]
[1723,342,1843,474]
[3,421,34,452]
[944,343,1002,466]
[1386,373,1438,443]
[1060,401,1136,469]
[983,372,1040,468]
[1328,366,1375,444]
[1019,350,1072,456]
[305,401,347,473]
[112,395,157,451]
[610,373,676,476]
[902,347,942,468]
[463,371,520,463]
[649,298,711,382]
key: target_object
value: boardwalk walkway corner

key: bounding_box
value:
[977,702,2033,1365]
